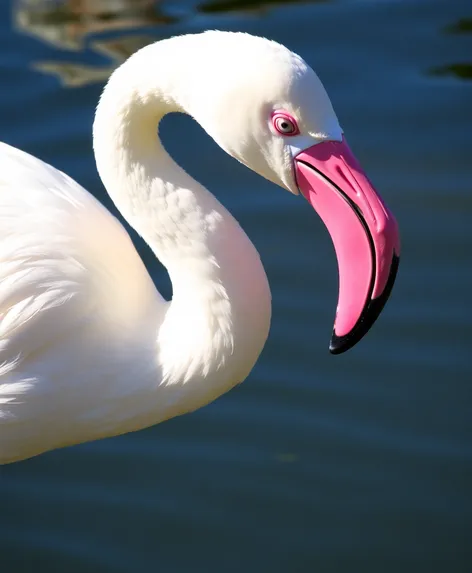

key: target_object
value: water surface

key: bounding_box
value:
[0,0,471,571]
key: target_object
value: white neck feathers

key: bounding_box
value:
[92,38,272,421]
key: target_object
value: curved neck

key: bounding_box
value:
[92,42,271,405]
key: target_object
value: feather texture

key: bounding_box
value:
[0,30,343,463]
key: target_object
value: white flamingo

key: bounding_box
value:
[0,32,400,464]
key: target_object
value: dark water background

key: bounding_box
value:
[0,0,471,571]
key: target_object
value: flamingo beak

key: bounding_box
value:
[294,136,400,354]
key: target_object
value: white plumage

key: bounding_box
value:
[0,31,344,463]
[0,143,160,459]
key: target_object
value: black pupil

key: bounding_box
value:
[281,121,289,130]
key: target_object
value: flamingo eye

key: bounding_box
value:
[271,112,299,136]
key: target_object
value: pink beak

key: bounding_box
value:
[294,136,400,354]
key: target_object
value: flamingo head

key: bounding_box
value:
[186,32,400,354]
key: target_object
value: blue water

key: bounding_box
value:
[1,0,471,571]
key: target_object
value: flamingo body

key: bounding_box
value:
[0,31,399,463]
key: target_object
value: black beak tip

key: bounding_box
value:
[329,331,362,355]
[329,334,351,355]
[328,253,400,355]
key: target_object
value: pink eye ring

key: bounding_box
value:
[271,111,299,136]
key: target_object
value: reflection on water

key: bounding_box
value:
[430,62,472,81]
[198,0,328,15]
[18,1,472,87]
[14,0,337,86]
[14,0,173,50]
[429,17,472,81]
[33,35,157,86]
[444,17,472,35]
[14,0,174,85]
